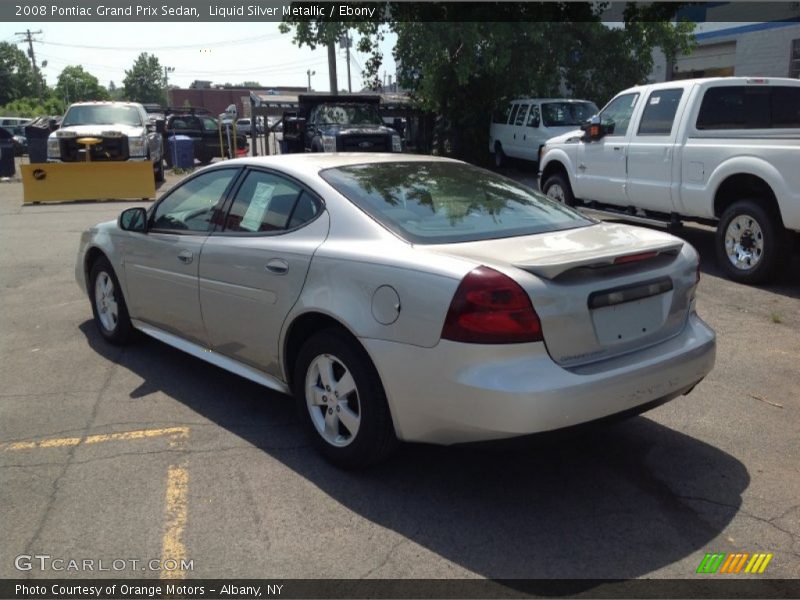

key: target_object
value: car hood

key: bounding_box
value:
[427,222,684,279]
[544,128,584,145]
[51,124,144,139]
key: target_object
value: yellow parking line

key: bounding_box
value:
[1,427,190,451]
[160,462,189,580]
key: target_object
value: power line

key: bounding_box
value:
[38,33,282,52]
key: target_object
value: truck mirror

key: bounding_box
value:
[581,116,604,141]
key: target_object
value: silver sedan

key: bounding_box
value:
[76,154,716,467]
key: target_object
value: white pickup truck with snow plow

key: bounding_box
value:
[539,77,800,284]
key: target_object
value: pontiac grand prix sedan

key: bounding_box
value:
[76,154,716,467]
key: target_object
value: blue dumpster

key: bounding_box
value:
[168,135,194,169]
[0,139,15,177]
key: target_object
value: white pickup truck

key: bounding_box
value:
[539,77,800,284]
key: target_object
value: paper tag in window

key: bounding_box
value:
[650,96,661,105]
[240,182,276,231]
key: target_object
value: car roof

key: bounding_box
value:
[509,98,596,104]
[618,76,800,95]
[68,101,142,108]
[214,153,461,174]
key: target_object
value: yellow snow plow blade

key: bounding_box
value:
[22,162,156,204]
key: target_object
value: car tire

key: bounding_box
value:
[294,328,398,468]
[89,257,134,345]
[493,142,505,168]
[715,199,790,284]
[542,173,576,207]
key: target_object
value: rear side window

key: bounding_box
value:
[514,104,529,126]
[222,170,319,233]
[696,86,800,129]
[508,104,520,125]
[637,89,684,135]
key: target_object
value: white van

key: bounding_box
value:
[489,98,598,167]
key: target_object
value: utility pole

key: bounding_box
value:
[306,69,315,92]
[15,29,43,98]
[340,32,352,93]
[163,66,175,106]
[327,41,338,95]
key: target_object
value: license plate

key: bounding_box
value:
[591,294,667,345]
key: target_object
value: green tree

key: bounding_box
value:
[56,66,109,104]
[123,53,165,104]
[0,41,45,105]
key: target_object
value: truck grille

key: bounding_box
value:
[338,135,390,152]
[58,136,130,162]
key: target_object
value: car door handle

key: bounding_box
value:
[177,250,193,264]
[613,146,622,150]
[265,259,289,275]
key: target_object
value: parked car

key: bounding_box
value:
[539,77,800,284]
[76,154,715,467]
[235,118,254,136]
[490,98,598,167]
[164,112,246,165]
[0,116,32,129]
[47,102,164,182]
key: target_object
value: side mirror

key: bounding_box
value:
[119,207,147,233]
[580,116,604,141]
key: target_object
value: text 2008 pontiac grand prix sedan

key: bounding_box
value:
[76,154,715,467]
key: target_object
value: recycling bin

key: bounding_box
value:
[167,135,194,169]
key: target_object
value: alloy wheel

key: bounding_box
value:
[305,354,361,447]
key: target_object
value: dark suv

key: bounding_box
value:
[164,112,246,166]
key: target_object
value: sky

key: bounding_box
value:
[0,22,398,92]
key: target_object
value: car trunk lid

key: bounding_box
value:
[427,222,696,367]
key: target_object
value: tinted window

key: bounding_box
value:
[600,93,640,136]
[526,105,540,128]
[320,162,592,245]
[223,171,319,233]
[514,104,529,126]
[692,86,800,129]
[201,117,218,132]
[152,169,237,232]
[637,88,684,135]
[771,87,800,127]
[541,102,598,127]
[169,116,198,130]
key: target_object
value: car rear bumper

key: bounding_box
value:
[362,312,715,444]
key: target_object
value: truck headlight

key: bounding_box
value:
[321,135,336,153]
[392,135,402,152]
[128,136,147,157]
[47,138,60,159]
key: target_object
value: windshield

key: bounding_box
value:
[320,162,591,244]
[62,105,142,127]
[541,102,598,127]
[315,104,382,126]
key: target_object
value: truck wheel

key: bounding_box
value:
[542,173,576,207]
[493,142,505,168]
[716,199,790,284]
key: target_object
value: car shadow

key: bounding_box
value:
[80,321,749,589]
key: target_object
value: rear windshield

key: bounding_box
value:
[320,162,592,244]
[62,105,142,127]
[542,102,598,127]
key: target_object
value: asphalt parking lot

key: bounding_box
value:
[1,158,798,585]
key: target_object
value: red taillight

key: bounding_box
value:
[441,266,543,344]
